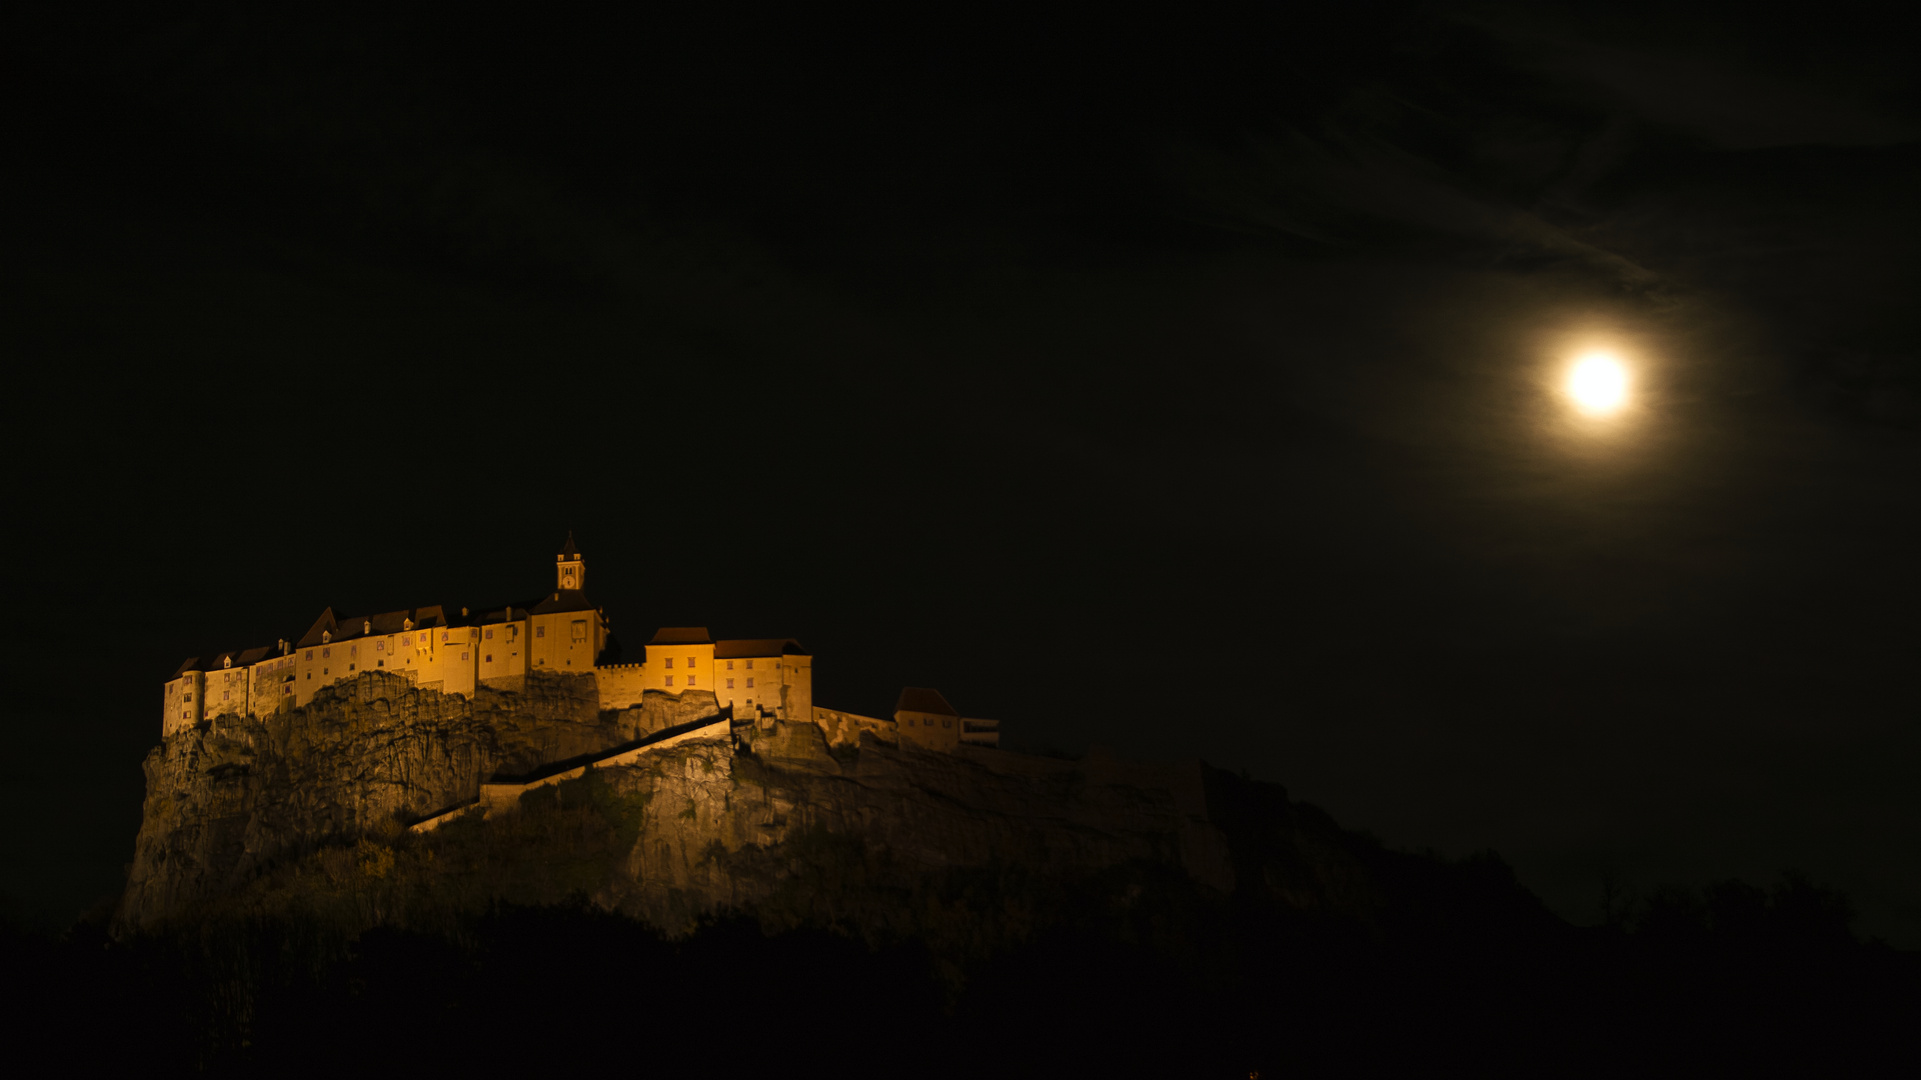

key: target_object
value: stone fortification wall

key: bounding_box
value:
[595,663,648,710]
[812,706,896,748]
[412,717,734,832]
[202,666,252,722]
[163,673,203,738]
[249,655,298,718]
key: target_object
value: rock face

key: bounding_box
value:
[120,674,1391,948]
[120,671,713,926]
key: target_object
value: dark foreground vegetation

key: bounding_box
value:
[3,866,1915,1079]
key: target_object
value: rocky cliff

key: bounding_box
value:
[121,671,1417,956]
[120,671,713,926]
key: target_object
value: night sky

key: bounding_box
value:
[5,2,1919,944]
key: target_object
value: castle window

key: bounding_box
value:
[375,641,384,653]
[746,677,755,689]
[442,632,450,643]
[536,626,545,638]
[571,620,587,642]
[485,629,494,640]
[686,655,695,667]
[688,676,696,686]
[664,657,673,669]
[665,675,674,687]
[746,659,754,670]
[461,652,469,661]
[726,660,734,670]
[322,648,330,658]
[183,694,192,702]
[727,678,735,689]
[420,633,429,643]
[305,650,313,660]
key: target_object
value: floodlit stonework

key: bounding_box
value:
[160,536,997,752]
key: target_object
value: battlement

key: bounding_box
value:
[161,537,992,754]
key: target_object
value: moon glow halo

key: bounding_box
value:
[1567,352,1629,416]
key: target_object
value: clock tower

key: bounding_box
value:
[557,532,584,592]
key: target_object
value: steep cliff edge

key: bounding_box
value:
[120,671,716,927]
[120,672,1493,959]
[89,675,1916,1077]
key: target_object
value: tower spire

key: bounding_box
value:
[557,532,584,592]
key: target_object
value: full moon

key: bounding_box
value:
[1567,352,1629,415]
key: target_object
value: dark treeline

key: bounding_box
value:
[3,868,1914,1077]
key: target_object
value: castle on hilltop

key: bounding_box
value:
[161,536,998,753]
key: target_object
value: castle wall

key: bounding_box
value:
[418,626,478,698]
[780,655,812,723]
[249,654,297,718]
[435,627,478,697]
[477,618,528,685]
[367,629,409,676]
[646,641,714,696]
[291,624,479,707]
[294,641,363,706]
[896,708,961,751]
[204,665,250,722]
[162,673,202,738]
[715,653,798,719]
[164,551,824,739]
[596,663,649,710]
[812,706,894,748]
[530,608,604,674]
[293,645,327,707]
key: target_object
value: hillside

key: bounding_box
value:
[122,671,1416,946]
[84,671,1915,1076]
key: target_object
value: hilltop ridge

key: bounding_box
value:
[123,669,1401,944]
[79,669,1918,1076]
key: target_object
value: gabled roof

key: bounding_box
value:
[559,532,580,558]
[236,646,274,666]
[715,638,806,659]
[296,607,339,649]
[363,610,412,636]
[297,605,460,648]
[895,687,958,716]
[531,590,597,615]
[650,626,713,645]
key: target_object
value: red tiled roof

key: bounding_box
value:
[714,638,805,658]
[895,687,958,716]
[649,626,712,645]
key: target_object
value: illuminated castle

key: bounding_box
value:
[161,536,998,752]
